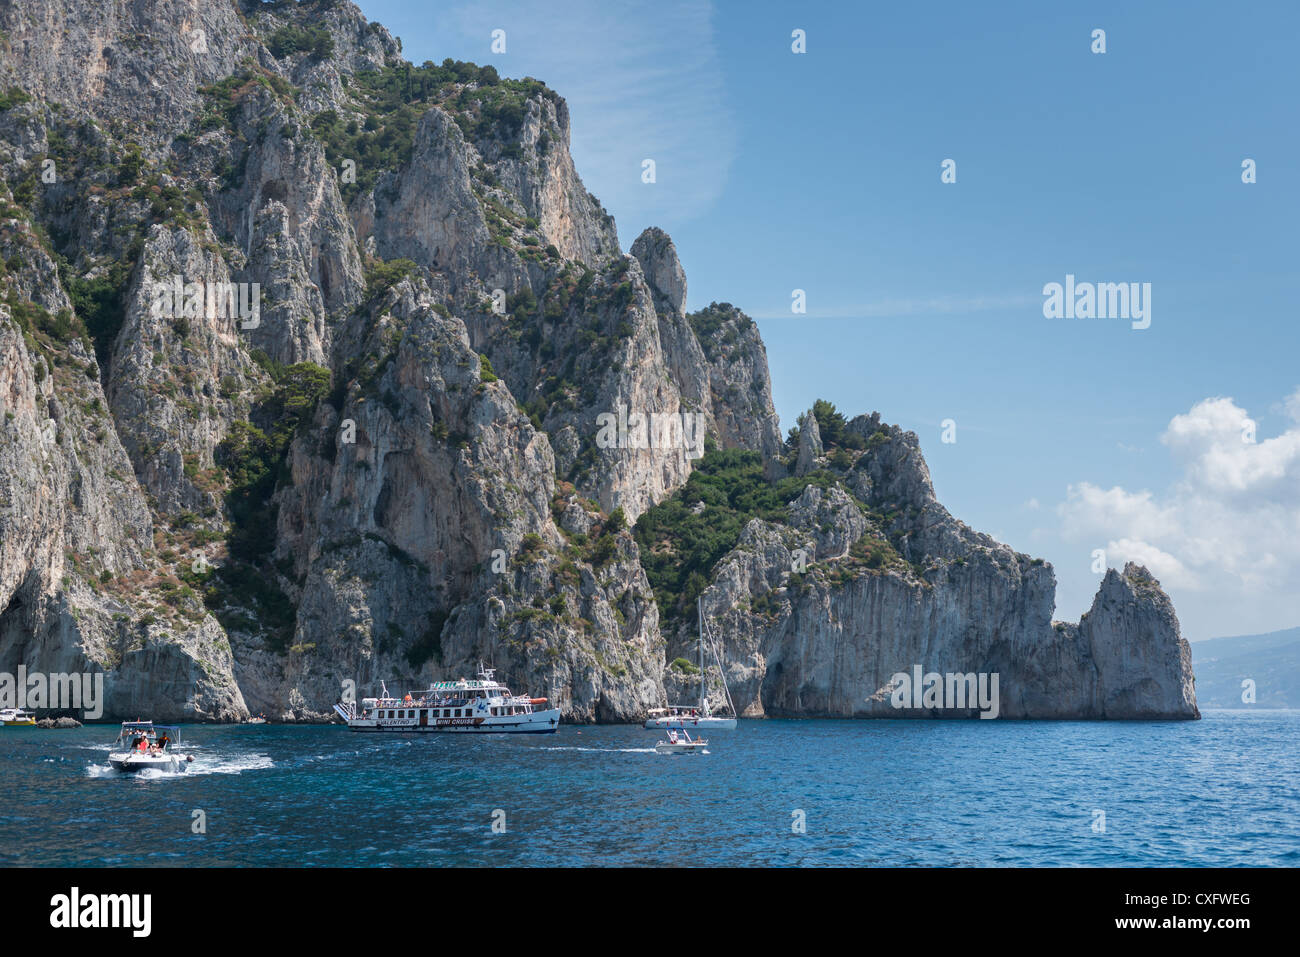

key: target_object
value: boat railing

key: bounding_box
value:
[359,686,525,710]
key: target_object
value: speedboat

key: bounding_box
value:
[107,722,193,773]
[654,728,709,755]
[0,708,36,726]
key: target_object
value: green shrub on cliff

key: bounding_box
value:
[0,86,32,111]
[362,257,419,302]
[59,257,135,364]
[266,25,335,60]
[209,361,331,649]
[308,59,557,198]
[633,448,835,627]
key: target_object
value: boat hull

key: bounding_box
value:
[0,709,36,726]
[340,707,562,734]
[644,716,736,731]
[108,752,188,773]
[655,742,709,754]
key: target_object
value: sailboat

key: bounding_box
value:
[645,597,738,731]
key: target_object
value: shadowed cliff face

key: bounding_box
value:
[0,0,1195,721]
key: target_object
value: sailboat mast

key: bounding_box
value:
[697,596,704,710]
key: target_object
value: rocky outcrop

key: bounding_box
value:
[1073,564,1198,718]
[683,301,784,464]
[490,92,620,266]
[795,412,822,476]
[0,0,253,137]
[36,716,82,728]
[664,418,1199,720]
[201,86,366,367]
[0,0,1197,723]
[107,224,263,516]
[630,227,686,316]
[253,277,663,721]
[0,220,246,723]
[365,108,504,293]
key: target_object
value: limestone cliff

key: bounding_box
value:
[0,0,1196,721]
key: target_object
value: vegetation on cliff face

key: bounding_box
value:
[308,58,557,197]
[207,360,331,649]
[59,259,134,364]
[362,256,419,303]
[686,302,754,362]
[2,291,88,367]
[0,87,33,111]
[265,24,335,60]
[783,398,864,463]
[633,448,838,627]
[634,400,934,627]
[198,67,298,136]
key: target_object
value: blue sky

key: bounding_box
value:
[355,0,1299,640]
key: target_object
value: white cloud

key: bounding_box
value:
[1284,388,1300,422]
[1058,389,1300,635]
[1162,394,1300,498]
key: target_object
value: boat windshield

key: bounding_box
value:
[114,723,182,747]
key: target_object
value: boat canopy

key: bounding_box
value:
[115,722,182,743]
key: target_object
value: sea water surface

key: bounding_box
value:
[0,710,1295,867]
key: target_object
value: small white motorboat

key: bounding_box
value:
[107,722,193,773]
[0,708,36,726]
[655,728,709,755]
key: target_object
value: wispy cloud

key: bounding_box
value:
[418,0,736,242]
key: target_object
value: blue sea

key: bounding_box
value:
[1,710,1295,867]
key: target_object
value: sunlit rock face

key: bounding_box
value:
[0,0,1195,722]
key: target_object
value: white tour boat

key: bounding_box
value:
[108,722,193,773]
[654,728,709,755]
[646,598,738,731]
[334,666,560,734]
[0,708,36,726]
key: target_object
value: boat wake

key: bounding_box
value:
[84,751,273,778]
[540,746,659,754]
[185,752,274,775]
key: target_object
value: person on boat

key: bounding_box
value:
[668,730,678,744]
[135,736,149,753]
